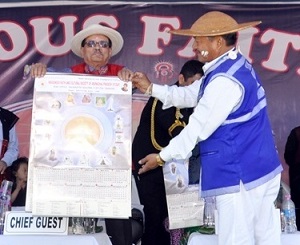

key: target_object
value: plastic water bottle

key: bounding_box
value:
[0,180,13,235]
[282,194,297,233]
[203,196,215,227]
[0,200,6,235]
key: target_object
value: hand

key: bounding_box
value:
[30,63,47,78]
[0,160,7,174]
[132,72,152,94]
[117,68,134,82]
[138,153,160,174]
[16,179,26,191]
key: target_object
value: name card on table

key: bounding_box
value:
[3,211,68,235]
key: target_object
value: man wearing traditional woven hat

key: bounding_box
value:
[132,11,283,245]
[30,24,132,79]
[30,24,133,245]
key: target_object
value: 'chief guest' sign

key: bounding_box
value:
[4,211,68,235]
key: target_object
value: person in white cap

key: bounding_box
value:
[132,11,283,245]
[30,24,132,80]
[30,24,133,245]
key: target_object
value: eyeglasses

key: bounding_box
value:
[84,40,110,48]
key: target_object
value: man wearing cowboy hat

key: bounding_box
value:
[30,24,133,79]
[30,24,133,245]
[132,11,282,245]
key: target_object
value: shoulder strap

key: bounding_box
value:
[150,99,163,150]
[150,99,186,150]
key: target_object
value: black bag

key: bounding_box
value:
[131,208,144,244]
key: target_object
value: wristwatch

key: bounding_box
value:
[156,154,165,166]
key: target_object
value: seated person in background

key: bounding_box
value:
[7,156,28,206]
[0,107,19,176]
[284,126,300,231]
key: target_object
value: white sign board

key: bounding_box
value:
[4,211,68,235]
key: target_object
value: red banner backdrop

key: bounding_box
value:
[1,2,300,184]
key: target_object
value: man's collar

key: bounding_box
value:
[203,47,236,73]
[85,64,108,75]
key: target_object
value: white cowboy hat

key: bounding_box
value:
[170,11,261,37]
[71,24,124,57]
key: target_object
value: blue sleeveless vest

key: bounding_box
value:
[199,52,282,197]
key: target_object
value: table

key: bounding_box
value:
[0,232,112,245]
[188,232,300,245]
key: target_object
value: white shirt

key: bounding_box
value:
[152,52,243,162]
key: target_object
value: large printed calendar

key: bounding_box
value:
[26,73,132,218]
[163,159,204,229]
